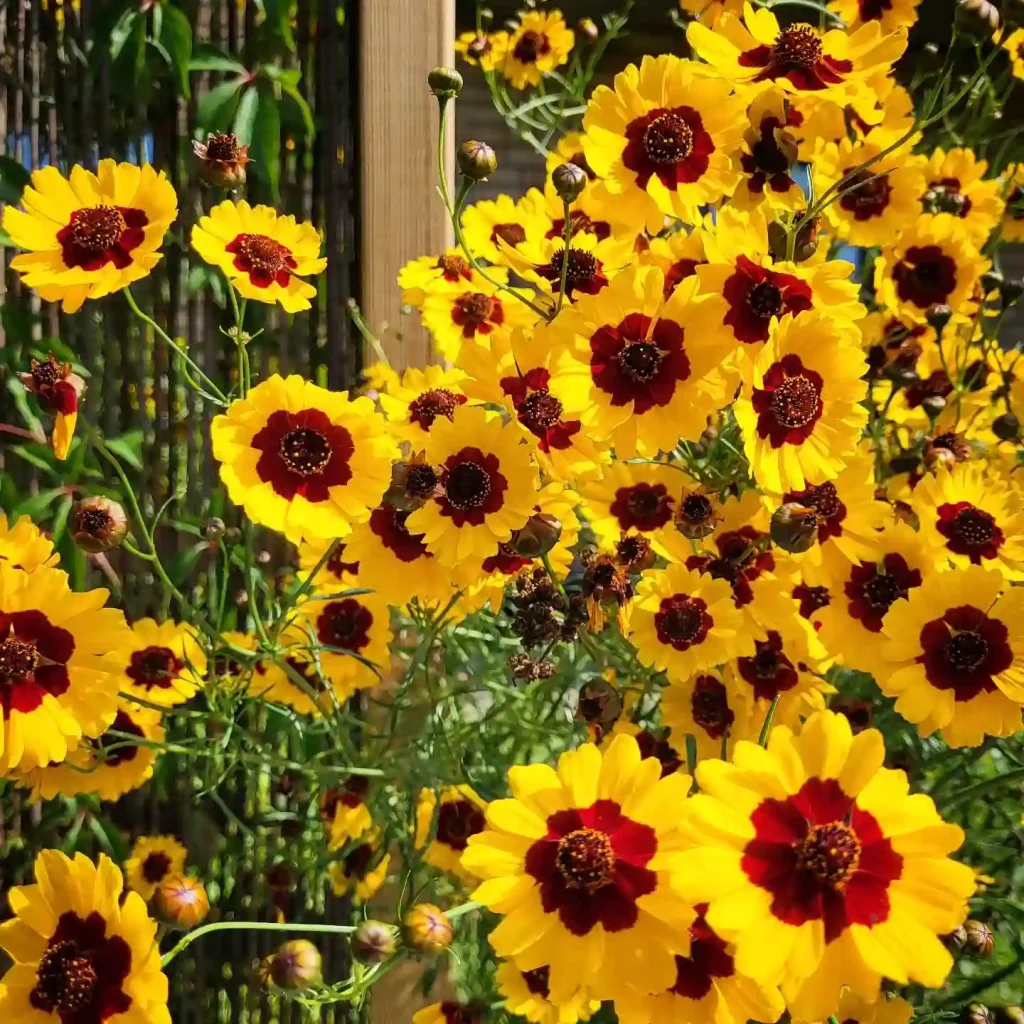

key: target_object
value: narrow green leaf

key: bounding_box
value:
[280,80,315,139]
[14,487,64,520]
[189,43,246,73]
[0,155,31,206]
[108,8,139,61]
[197,77,245,132]
[106,431,145,471]
[232,85,260,146]
[156,3,193,99]
[251,87,282,203]
[50,494,74,547]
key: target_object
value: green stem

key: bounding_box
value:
[444,901,481,920]
[942,766,1024,810]
[161,920,356,968]
[555,199,573,315]
[758,696,780,747]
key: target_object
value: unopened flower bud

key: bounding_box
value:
[428,66,464,100]
[577,16,600,42]
[982,269,1005,294]
[964,920,995,957]
[993,412,1020,441]
[925,303,953,334]
[201,517,226,541]
[457,140,498,181]
[770,503,819,553]
[922,393,947,418]
[192,132,249,189]
[70,497,128,553]
[384,459,443,511]
[351,919,398,965]
[479,7,494,26]
[948,924,969,951]
[269,939,322,990]
[955,0,1000,38]
[551,161,588,203]
[508,513,562,559]
[153,874,210,930]
[403,903,453,953]
[963,1005,995,1024]
[675,489,720,540]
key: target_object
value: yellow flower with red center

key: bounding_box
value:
[459,328,608,482]
[245,653,332,717]
[536,164,624,247]
[919,147,1005,245]
[414,1002,485,1024]
[679,0,745,26]
[297,538,360,590]
[462,734,696,1005]
[582,55,746,233]
[729,90,806,214]
[397,249,489,308]
[660,672,756,763]
[1001,28,1024,80]
[816,522,933,678]
[211,374,398,544]
[696,207,865,362]
[734,311,869,493]
[829,0,921,31]
[0,564,130,774]
[422,274,539,361]
[454,29,511,72]
[814,130,925,247]
[462,190,550,266]
[687,4,907,105]
[630,565,751,681]
[677,709,976,1019]
[12,701,164,802]
[641,222,711,299]
[1001,167,1024,243]
[321,777,373,849]
[18,353,86,462]
[874,213,988,324]
[328,829,391,902]
[378,364,470,449]
[497,10,575,90]
[0,850,171,1024]
[112,618,206,708]
[190,199,326,312]
[125,834,188,901]
[405,405,539,566]
[416,785,490,884]
[910,463,1024,579]
[0,514,58,574]
[548,267,737,459]
[877,565,1024,747]
[497,961,600,1023]
[1,160,177,313]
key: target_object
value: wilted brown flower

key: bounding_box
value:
[70,496,128,553]
[580,553,633,631]
[192,132,250,188]
[674,489,721,540]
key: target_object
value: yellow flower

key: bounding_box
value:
[807,988,914,1024]
[461,190,550,266]
[211,374,398,544]
[631,564,751,680]
[814,130,925,247]
[0,564,130,773]
[397,249,488,308]
[12,702,165,801]
[687,4,907,105]
[112,617,206,707]
[455,29,510,72]
[735,311,868,493]
[878,565,1024,747]
[0,850,171,1024]
[1000,27,1024,79]
[322,778,373,849]
[497,10,575,90]
[660,672,756,763]
[582,55,746,233]
[297,538,360,590]
[1002,167,1024,243]
[463,735,697,1005]
[829,0,921,31]
[125,834,188,901]
[679,0,745,26]
[920,147,1005,245]
[419,785,489,884]
[0,513,58,573]
[406,405,538,566]
[413,1002,484,1024]
[641,222,711,298]
[873,213,988,324]
[190,199,326,312]
[1,160,177,312]
[328,830,391,903]
[496,960,601,1024]
[676,709,976,1018]
[548,267,736,459]
[361,360,400,396]
[378,364,469,449]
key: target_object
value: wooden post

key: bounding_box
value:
[360,0,456,370]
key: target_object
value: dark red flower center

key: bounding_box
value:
[126,645,182,690]
[737,631,798,701]
[226,232,297,289]
[436,254,471,282]
[859,0,893,18]
[936,502,1003,563]
[749,118,793,177]
[522,966,550,997]
[681,492,714,523]
[616,533,653,569]
[738,22,853,90]
[690,675,734,738]
[655,595,712,650]
[619,342,662,381]
[772,376,820,428]
[513,29,551,64]
[748,280,783,319]
[840,170,892,220]
[58,205,148,272]
[556,827,616,889]
[438,448,508,526]
[917,604,1013,700]
[30,912,132,1021]
[252,408,354,502]
[0,636,38,680]
[752,354,824,447]
[772,24,824,69]
[205,132,241,162]
[794,583,831,619]
[724,258,813,344]
[408,388,466,431]
[927,178,971,217]
[492,222,527,247]
[518,389,563,433]
[447,463,490,509]
[32,357,63,388]
[316,599,373,653]
[794,822,861,884]
[451,293,504,338]
[622,106,714,191]
[541,247,602,296]
[95,710,143,766]
[892,245,957,309]
[280,428,332,476]
[436,799,487,852]
[142,852,172,884]
[643,113,694,165]
[785,481,846,542]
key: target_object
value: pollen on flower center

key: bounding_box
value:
[863,572,903,609]
[773,24,824,69]
[546,247,599,289]
[657,595,709,646]
[949,506,997,546]
[279,428,332,476]
[517,389,564,433]
[770,375,820,429]
[556,827,615,890]
[682,492,714,521]
[522,965,551,997]
[455,293,497,327]
[946,630,988,671]
[80,507,113,535]
[643,113,694,165]
[513,30,551,64]
[68,205,127,255]
[132,647,177,686]
[205,132,242,162]
[32,940,98,1013]
[618,341,663,382]
[437,253,470,277]
[747,280,784,319]
[0,637,39,680]
[445,462,492,510]
[235,233,291,274]
[794,822,861,885]
[409,388,462,429]
[407,463,441,498]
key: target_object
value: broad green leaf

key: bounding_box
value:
[189,43,247,73]
[156,3,193,99]
[233,85,260,146]
[251,87,282,203]
[197,78,245,132]
[108,7,140,61]
[105,431,145,471]
[0,155,31,206]
[14,487,64,520]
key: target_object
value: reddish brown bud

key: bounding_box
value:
[192,132,249,189]
[70,497,128,553]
